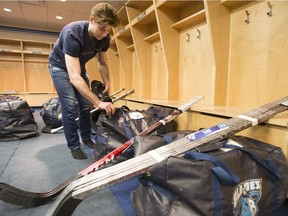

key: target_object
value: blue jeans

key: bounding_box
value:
[49,64,91,151]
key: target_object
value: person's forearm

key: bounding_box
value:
[99,63,110,85]
[70,75,101,107]
[65,54,101,107]
[98,52,110,92]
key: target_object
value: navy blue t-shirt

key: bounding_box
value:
[49,21,110,73]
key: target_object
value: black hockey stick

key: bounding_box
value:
[45,96,288,216]
[41,88,129,134]
[0,95,203,207]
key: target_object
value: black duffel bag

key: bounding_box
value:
[131,135,288,216]
[92,105,176,142]
[0,95,38,141]
[40,97,62,129]
[133,130,193,157]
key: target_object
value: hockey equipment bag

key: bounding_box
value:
[0,95,38,141]
[132,135,288,216]
[133,130,194,157]
[40,97,62,129]
[91,80,112,102]
[91,105,176,157]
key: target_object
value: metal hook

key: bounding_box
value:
[154,45,157,52]
[197,29,201,39]
[267,1,272,16]
[186,33,190,42]
[245,10,250,24]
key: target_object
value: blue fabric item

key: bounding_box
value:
[95,134,108,145]
[139,177,175,201]
[224,144,281,213]
[184,151,240,186]
[109,176,140,216]
[185,151,240,216]
[49,65,91,151]
[161,134,173,144]
[211,172,223,216]
[223,144,281,180]
[119,109,133,139]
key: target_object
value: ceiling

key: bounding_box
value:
[0,0,126,33]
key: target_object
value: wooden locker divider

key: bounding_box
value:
[22,40,52,93]
[106,39,122,93]
[204,0,230,105]
[128,3,158,98]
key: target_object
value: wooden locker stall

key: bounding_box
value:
[108,0,288,158]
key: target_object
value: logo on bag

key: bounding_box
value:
[233,179,262,216]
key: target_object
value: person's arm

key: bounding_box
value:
[65,54,115,116]
[97,51,110,93]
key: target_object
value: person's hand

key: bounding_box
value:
[96,101,115,117]
[103,82,110,94]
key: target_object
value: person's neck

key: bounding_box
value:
[87,25,95,40]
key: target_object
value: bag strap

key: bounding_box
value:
[184,152,240,186]
[119,108,133,139]
[223,144,281,180]
[224,143,282,212]
[159,134,173,144]
[185,151,240,216]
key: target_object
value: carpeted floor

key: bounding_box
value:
[0,108,139,216]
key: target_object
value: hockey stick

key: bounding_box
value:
[0,95,203,207]
[41,88,129,134]
[45,96,288,216]
[109,88,125,99]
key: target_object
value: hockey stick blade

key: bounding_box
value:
[41,89,134,134]
[46,96,288,216]
[0,95,202,207]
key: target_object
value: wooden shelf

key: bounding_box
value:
[0,49,22,53]
[23,50,50,55]
[117,28,134,48]
[221,0,260,11]
[126,44,135,51]
[125,96,288,128]
[171,9,206,30]
[0,38,21,51]
[125,0,154,21]
[132,9,158,43]
[158,1,205,30]
[144,32,160,43]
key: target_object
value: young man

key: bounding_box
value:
[49,3,120,159]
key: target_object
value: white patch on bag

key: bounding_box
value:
[129,111,144,119]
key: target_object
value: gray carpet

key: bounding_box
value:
[0,108,128,216]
